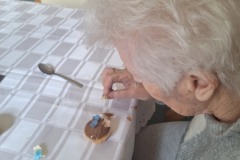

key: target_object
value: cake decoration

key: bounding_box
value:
[90,114,101,128]
[33,144,48,160]
[33,145,45,160]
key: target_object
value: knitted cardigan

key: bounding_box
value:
[177,115,240,160]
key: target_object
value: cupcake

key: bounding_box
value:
[84,113,113,144]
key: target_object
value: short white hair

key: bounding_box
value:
[84,0,240,95]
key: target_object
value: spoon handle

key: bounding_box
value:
[54,73,83,88]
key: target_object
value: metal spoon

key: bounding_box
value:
[38,63,83,88]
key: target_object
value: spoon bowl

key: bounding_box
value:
[38,63,55,75]
[38,63,83,88]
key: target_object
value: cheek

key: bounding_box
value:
[143,83,185,113]
[142,83,164,101]
[143,83,201,116]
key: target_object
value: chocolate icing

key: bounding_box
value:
[84,119,110,140]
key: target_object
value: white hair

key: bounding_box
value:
[84,0,240,95]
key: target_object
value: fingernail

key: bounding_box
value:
[101,95,107,100]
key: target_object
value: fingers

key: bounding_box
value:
[101,68,115,96]
[107,88,137,99]
[107,86,153,100]
[101,67,152,100]
[101,68,129,96]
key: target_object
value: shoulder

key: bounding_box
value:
[177,115,240,160]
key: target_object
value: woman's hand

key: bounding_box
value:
[101,67,152,100]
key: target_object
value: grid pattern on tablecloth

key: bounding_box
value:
[0,1,136,160]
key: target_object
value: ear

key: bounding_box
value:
[183,71,219,101]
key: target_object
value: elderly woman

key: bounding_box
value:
[84,0,240,159]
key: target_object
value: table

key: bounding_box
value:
[0,1,155,160]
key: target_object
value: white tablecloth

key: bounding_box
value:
[0,1,155,160]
